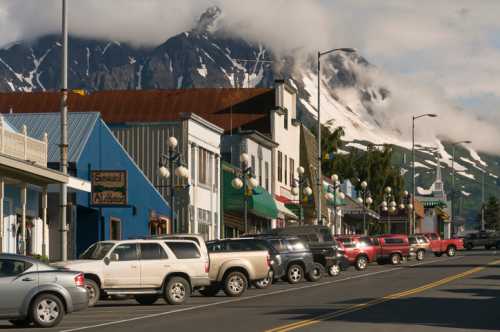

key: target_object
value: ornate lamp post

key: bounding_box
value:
[231,153,258,234]
[382,186,397,233]
[324,174,346,233]
[357,181,373,235]
[158,136,189,234]
[291,166,312,225]
[399,190,414,234]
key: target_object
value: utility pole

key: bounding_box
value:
[481,167,486,231]
[59,0,69,261]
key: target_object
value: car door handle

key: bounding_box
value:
[22,277,34,282]
[131,266,138,269]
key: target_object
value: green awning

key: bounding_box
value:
[222,167,278,219]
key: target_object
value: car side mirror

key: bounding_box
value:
[103,257,110,265]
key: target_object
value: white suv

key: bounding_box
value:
[53,239,210,306]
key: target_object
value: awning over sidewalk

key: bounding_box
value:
[276,200,298,220]
[0,152,67,185]
[223,167,278,220]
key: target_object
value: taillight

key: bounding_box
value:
[74,273,85,287]
[204,261,210,273]
[266,255,271,267]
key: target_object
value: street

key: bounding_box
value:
[1,250,499,332]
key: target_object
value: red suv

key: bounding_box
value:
[336,236,378,271]
[372,234,410,265]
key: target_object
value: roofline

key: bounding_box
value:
[180,112,224,134]
[235,129,279,148]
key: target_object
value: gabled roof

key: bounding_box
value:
[0,89,275,134]
[3,112,99,163]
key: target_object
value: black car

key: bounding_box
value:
[246,235,320,284]
[270,225,348,276]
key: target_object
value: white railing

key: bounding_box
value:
[0,118,48,167]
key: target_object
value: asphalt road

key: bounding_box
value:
[1,250,499,332]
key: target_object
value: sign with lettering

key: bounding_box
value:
[91,171,127,206]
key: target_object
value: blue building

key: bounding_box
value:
[4,112,172,259]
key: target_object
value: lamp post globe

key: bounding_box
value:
[339,192,346,200]
[304,186,313,197]
[408,203,414,210]
[357,197,364,204]
[361,181,368,189]
[325,192,334,201]
[231,178,243,190]
[297,166,305,175]
[383,206,388,212]
[382,201,388,208]
[390,206,396,213]
[240,153,250,165]
[248,177,259,189]
[390,201,397,208]
[291,186,299,196]
[331,174,339,182]
[175,165,189,179]
[167,136,178,149]
[366,197,373,205]
[159,166,170,179]
[385,186,392,194]
[404,190,409,196]
[399,203,405,210]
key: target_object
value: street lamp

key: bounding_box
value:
[317,47,356,226]
[450,140,472,226]
[324,174,345,233]
[292,166,312,225]
[231,153,256,234]
[382,186,397,233]
[158,136,189,234]
[400,190,413,234]
[357,181,372,235]
[412,113,437,236]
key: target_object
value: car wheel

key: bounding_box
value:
[465,243,473,250]
[254,270,274,289]
[30,293,65,328]
[84,279,100,307]
[223,271,248,297]
[287,264,304,284]
[306,263,324,282]
[446,246,456,257]
[390,254,401,265]
[199,285,220,297]
[164,276,190,305]
[328,264,341,276]
[134,295,159,305]
[9,319,31,327]
[355,256,368,271]
[416,250,425,261]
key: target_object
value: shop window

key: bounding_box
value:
[110,218,122,240]
[265,162,269,191]
[277,151,283,182]
[290,158,295,185]
[214,157,219,192]
[284,155,288,186]
[258,158,262,186]
[198,148,211,187]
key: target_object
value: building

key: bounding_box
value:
[0,116,69,257]
[111,113,223,240]
[4,113,172,259]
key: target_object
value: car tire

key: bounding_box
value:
[465,243,473,250]
[306,263,324,282]
[355,256,368,271]
[199,285,220,297]
[254,270,274,289]
[287,264,304,284]
[135,295,159,305]
[446,246,456,257]
[84,279,100,307]
[164,277,190,305]
[328,264,341,277]
[416,250,425,261]
[9,319,31,327]
[223,271,248,297]
[30,293,65,328]
[434,252,443,257]
[390,254,401,265]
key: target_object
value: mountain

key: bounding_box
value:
[1,6,499,225]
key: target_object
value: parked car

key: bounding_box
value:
[335,236,378,270]
[419,233,464,257]
[204,238,271,297]
[270,225,348,276]
[373,234,410,265]
[0,254,88,328]
[52,239,210,307]
[246,235,319,283]
[154,234,208,257]
[463,232,500,250]
[408,235,431,261]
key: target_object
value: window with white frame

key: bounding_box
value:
[213,156,218,192]
[198,148,211,187]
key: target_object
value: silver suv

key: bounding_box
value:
[53,239,210,306]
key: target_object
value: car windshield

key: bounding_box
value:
[79,242,115,260]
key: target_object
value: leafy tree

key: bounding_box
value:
[484,196,500,230]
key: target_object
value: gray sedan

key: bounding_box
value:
[0,254,88,328]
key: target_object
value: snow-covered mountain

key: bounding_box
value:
[1,6,498,222]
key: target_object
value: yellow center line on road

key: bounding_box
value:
[264,258,500,332]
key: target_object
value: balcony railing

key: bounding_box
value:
[0,119,48,167]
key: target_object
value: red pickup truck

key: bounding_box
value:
[372,234,410,265]
[419,233,463,257]
[335,236,378,271]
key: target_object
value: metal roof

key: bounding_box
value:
[0,89,275,134]
[3,112,99,163]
